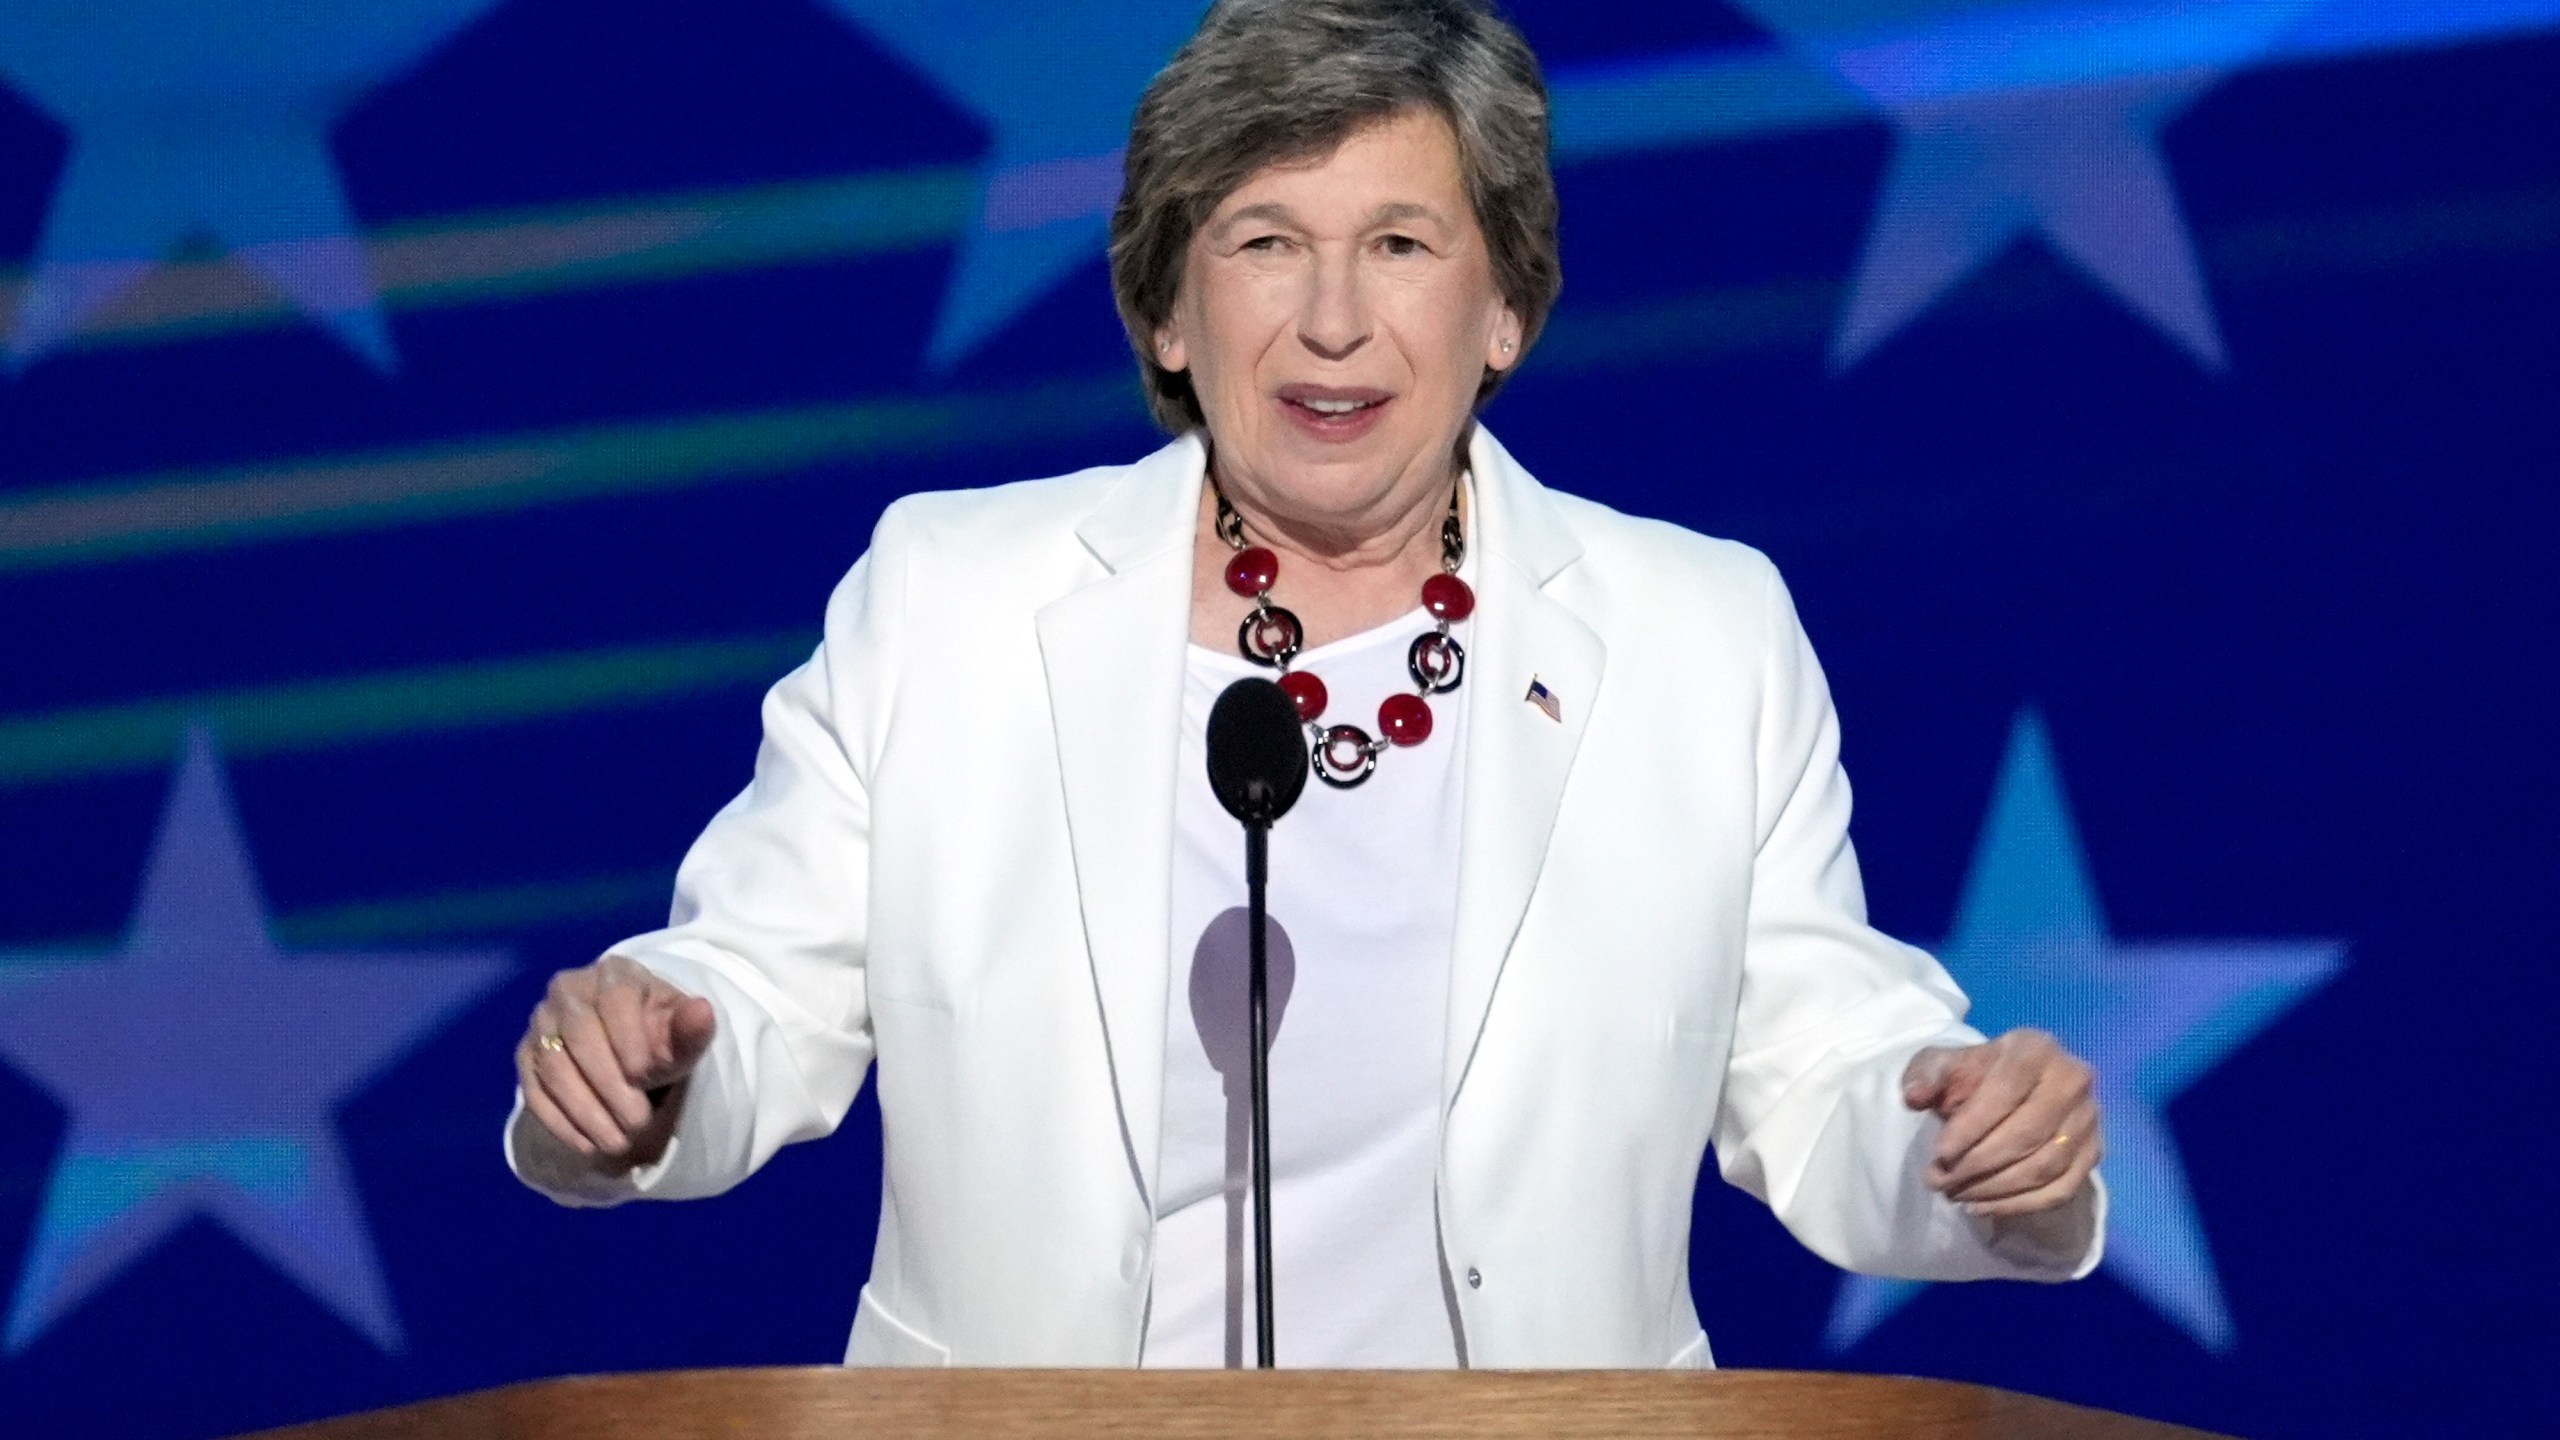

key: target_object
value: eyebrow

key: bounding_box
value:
[1215,202,1298,236]
[1212,200,1453,237]
[1364,202,1447,228]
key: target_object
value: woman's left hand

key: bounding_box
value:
[1900,1027,2103,1218]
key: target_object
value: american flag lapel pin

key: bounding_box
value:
[1524,676,1562,723]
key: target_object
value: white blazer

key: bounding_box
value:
[509,426,2102,1368]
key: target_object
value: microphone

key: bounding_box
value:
[1208,677,1309,826]
[1203,678,1307,1368]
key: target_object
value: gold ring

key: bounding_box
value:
[2050,1132,2073,1148]
[538,1033,566,1053]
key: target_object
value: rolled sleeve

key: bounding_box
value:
[1710,558,2104,1284]
[506,505,913,1209]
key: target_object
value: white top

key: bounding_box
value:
[1141,608,1469,1368]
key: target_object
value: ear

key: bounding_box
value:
[1154,323,1189,373]
[1483,304,1523,373]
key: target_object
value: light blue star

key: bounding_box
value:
[0,0,504,371]
[0,727,509,1353]
[1825,708,2345,1353]
[1726,0,2324,370]
[819,1,1209,370]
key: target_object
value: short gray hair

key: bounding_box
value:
[1108,0,1561,434]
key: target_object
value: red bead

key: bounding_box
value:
[1378,692,1434,746]
[1421,573,1475,621]
[1277,670,1329,721]
[1225,547,1279,597]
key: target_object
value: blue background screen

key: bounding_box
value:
[0,3,2553,1435]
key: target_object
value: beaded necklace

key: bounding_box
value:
[1215,481,1473,789]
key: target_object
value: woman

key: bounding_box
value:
[508,0,2104,1369]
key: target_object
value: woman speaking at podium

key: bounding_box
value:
[505,0,2105,1369]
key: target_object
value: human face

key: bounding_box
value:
[1157,107,1521,553]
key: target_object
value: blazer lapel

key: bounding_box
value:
[1444,427,1605,1107]
[1036,435,1204,1212]
[1034,428,1594,1173]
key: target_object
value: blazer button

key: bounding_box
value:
[1465,1267,1483,1290]
[1121,1237,1149,1285]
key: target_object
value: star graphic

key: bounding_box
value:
[1728,0,2324,370]
[1824,708,2344,1353]
[820,1,1208,370]
[0,0,505,371]
[0,727,510,1353]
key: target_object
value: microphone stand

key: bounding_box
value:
[1204,676,1303,1370]
[1244,814,1276,1369]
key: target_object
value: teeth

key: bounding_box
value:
[1301,398,1370,414]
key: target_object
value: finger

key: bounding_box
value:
[515,1047,593,1156]
[1928,1045,2042,1181]
[1914,1048,1994,1121]
[592,978,659,1089]
[524,1031,626,1154]
[1901,1046,1963,1110]
[666,995,717,1074]
[1942,1058,2086,1194]
[1952,1097,2099,1203]
[1964,1137,2103,1219]
[1933,1047,1997,1116]
[554,994,655,1132]
[547,963,603,1010]
[1949,1098,2101,1203]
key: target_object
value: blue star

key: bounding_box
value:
[0,0,504,371]
[1727,0,2320,370]
[1825,709,2344,1353]
[0,727,509,1353]
[820,1,1209,370]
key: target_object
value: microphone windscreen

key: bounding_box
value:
[1206,678,1309,824]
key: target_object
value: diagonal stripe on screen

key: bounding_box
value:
[0,869,680,957]
[0,374,1141,574]
[274,870,678,947]
[0,167,978,352]
[0,631,816,789]
[10,178,2560,578]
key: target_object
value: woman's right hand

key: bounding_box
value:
[513,953,717,1172]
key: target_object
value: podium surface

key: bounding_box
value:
[240,1366,2233,1439]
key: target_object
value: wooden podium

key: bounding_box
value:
[239,1368,2233,1439]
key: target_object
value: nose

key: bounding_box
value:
[1297,249,1368,362]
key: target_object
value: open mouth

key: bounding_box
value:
[1277,385,1393,437]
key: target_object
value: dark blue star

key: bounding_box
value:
[0,728,509,1352]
